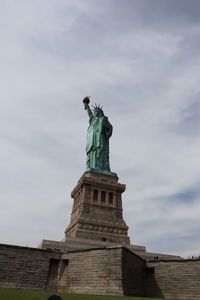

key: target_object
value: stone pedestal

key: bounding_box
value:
[64,171,130,244]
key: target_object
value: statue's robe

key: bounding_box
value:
[86,115,112,171]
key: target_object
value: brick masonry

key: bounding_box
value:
[0,243,61,291]
[0,243,144,296]
[58,247,124,295]
[146,259,200,300]
[64,172,130,244]
[1,242,200,299]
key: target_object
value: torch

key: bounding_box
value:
[83,96,90,109]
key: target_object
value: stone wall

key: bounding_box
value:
[146,259,200,300]
[122,247,145,297]
[1,242,200,299]
[0,243,145,296]
[0,243,60,291]
[40,236,147,254]
[58,247,124,295]
[57,246,145,296]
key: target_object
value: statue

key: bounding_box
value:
[83,96,116,176]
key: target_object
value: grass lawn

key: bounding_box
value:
[0,289,176,300]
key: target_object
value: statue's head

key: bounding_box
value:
[92,104,104,117]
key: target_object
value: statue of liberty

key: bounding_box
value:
[83,96,116,176]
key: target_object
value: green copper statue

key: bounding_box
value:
[83,96,116,176]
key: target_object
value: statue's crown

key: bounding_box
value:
[92,103,103,111]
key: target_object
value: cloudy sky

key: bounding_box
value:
[1,0,200,258]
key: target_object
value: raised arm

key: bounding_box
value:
[83,96,93,119]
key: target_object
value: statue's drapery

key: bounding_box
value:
[86,115,112,172]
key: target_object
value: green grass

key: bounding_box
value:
[0,289,176,300]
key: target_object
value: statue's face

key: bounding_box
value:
[94,108,102,117]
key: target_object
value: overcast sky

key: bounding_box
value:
[1,0,200,258]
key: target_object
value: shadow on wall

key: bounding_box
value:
[121,248,164,298]
[46,258,69,292]
[145,267,163,298]
[122,248,146,297]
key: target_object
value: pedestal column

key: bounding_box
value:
[64,171,130,244]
